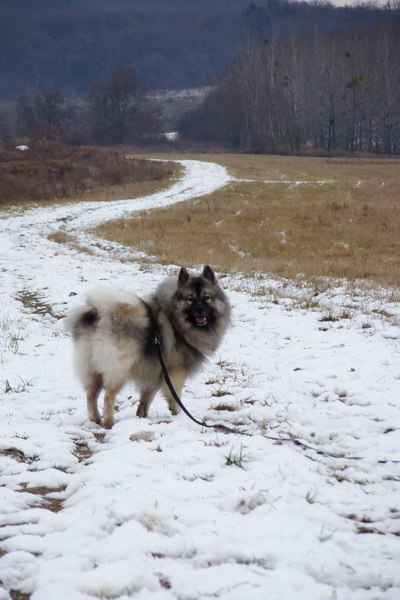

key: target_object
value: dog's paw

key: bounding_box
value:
[136,403,148,418]
[168,402,181,416]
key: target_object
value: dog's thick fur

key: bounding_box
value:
[66,266,230,428]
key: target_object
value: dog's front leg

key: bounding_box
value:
[161,369,186,416]
[137,388,157,418]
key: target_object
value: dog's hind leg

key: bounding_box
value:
[161,369,186,416]
[86,373,103,425]
[136,387,158,418]
[102,384,124,429]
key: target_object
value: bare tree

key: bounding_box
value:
[17,84,74,143]
[377,22,400,154]
[86,66,146,144]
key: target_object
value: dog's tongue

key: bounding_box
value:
[196,316,207,326]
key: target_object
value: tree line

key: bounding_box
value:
[2,67,161,147]
[179,15,400,155]
[2,0,399,155]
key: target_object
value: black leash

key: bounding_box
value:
[153,337,249,435]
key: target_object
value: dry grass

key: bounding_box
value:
[9,591,30,600]
[0,144,176,206]
[93,153,400,288]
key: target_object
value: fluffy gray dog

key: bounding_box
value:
[66,266,231,428]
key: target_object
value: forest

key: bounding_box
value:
[179,15,400,154]
[0,0,400,154]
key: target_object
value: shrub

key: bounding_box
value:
[0,145,174,205]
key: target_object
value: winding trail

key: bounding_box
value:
[1,160,233,289]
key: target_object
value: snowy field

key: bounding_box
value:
[1,159,400,600]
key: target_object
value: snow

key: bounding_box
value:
[1,159,400,600]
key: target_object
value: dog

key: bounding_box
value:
[66,265,231,428]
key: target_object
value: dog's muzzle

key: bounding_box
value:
[195,315,208,326]
[194,305,208,326]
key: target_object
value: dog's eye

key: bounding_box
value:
[203,295,211,302]
[186,296,194,303]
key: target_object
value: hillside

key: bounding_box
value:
[0,0,398,101]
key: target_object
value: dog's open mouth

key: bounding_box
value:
[195,316,208,326]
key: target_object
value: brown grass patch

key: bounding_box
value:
[93,153,400,288]
[21,485,65,513]
[9,592,30,600]
[0,144,176,206]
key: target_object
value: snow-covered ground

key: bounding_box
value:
[1,159,399,600]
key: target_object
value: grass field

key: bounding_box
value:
[93,154,400,288]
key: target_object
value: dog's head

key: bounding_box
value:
[177,265,222,328]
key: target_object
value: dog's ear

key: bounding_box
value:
[202,265,216,284]
[178,267,190,286]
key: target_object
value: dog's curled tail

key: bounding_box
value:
[65,287,142,340]
[65,306,99,340]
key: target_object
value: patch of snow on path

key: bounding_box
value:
[1,159,400,600]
